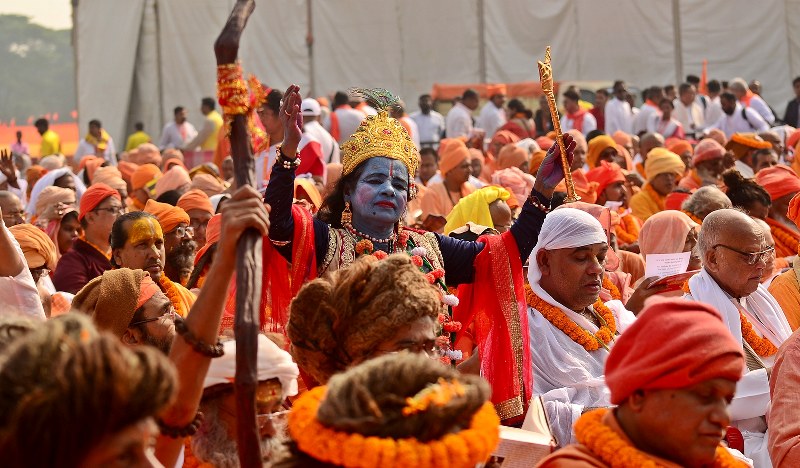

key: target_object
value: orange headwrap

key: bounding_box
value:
[26,166,47,197]
[132,163,162,191]
[586,161,626,196]
[92,166,127,192]
[154,166,191,198]
[195,213,222,262]
[605,298,743,405]
[571,169,599,204]
[616,144,634,171]
[118,161,138,183]
[79,183,121,221]
[586,135,617,168]
[693,139,725,165]
[135,143,162,167]
[438,138,471,175]
[136,274,161,309]
[489,131,521,156]
[667,139,693,157]
[9,224,58,270]
[79,155,105,182]
[788,192,800,226]
[177,189,214,215]
[754,164,800,201]
[787,129,800,153]
[665,191,692,211]
[294,178,323,211]
[191,174,227,196]
[529,150,547,176]
[611,130,632,147]
[705,128,727,147]
[496,144,528,170]
[144,199,190,233]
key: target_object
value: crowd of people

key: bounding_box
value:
[5,1,800,466]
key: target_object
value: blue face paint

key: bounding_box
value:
[347,157,409,239]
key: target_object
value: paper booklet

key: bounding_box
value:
[487,396,556,467]
[644,252,699,292]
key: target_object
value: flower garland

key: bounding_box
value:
[524,284,616,352]
[602,277,622,301]
[574,408,746,468]
[740,312,777,357]
[288,386,500,468]
[643,183,665,212]
[682,210,703,226]
[159,275,187,318]
[351,231,463,363]
[765,218,800,258]
[614,212,641,246]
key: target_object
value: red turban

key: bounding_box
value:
[605,298,744,405]
[79,183,121,221]
[754,164,800,201]
[586,135,617,168]
[195,213,222,262]
[665,190,692,211]
[438,138,471,175]
[177,189,214,216]
[586,161,625,196]
[693,139,725,165]
[132,164,162,191]
[144,199,190,233]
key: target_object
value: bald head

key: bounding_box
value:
[682,186,733,220]
[700,209,762,256]
[0,191,24,227]
[639,133,665,160]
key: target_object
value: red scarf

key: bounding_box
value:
[567,109,588,133]
[453,232,532,424]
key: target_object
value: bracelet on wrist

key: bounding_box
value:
[527,192,551,214]
[175,319,225,358]
[157,412,204,438]
[275,145,301,170]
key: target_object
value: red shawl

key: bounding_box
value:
[453,231,532,423]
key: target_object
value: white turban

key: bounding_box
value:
[26,167,87,217]
[527,208,607,285]
[204,334,299,399]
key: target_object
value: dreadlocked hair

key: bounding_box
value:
[273,352,491,467]
[723,168,772,213]
[0,314,177,468]
[0,315,37,355]
[287,254,441,384]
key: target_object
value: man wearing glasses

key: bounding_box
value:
[684,208,791,467]
[144,199,198,285]
[53,183,124,294]
[0,191,25,227]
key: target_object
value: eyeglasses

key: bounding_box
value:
[713,244,775,266]
[129,304,177,327]
[171,226,195,238]
[2,210,25,220]
[94,206,125,216]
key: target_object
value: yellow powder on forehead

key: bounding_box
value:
[128,218,163,245]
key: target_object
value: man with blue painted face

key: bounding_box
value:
[264,86,576,423]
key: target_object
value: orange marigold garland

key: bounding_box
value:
[766,218,800,258]
[602,276,622,301]
[682,210,703,226]
[159,275,187,318]
[740,312,778,357]
[643,183,666,212]
[574,408,747,468]
[288,386,500,468]
[615,212,641,246]
[525,284,616,351]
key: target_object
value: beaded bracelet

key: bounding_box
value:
[175,319,225,358]
[527,193,551,214]
[275,145,301,169]
[157,412,204,438]
[269,238,292,247]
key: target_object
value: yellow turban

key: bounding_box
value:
[9,224,58,271]
[586,135,618,168]
[644,148,685,182]
[340,109,419,178]
[444,186,511,234]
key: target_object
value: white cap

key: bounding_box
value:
[301,98,321,116]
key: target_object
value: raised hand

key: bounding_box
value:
[279,84,302,157]
[534,133,575,197]
[0,149,18,188]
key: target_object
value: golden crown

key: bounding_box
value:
[340,88,419,179]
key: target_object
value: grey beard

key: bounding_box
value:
[192,399,287,467]
[166,240,197,272]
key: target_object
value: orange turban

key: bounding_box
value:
[611,130,632,147]
[26,166,46,195]
[132,163,162,191]
[644,148,685,182]
[616,144,634,171]
[136,143,162,167]
[177,189,214,216]
[294,178,323,210]
[586,161,625,196]
[144,199,190,233]
[195,213,222,262]
[35,186,76,221]
[136,275,160,309]
[586,135,617,168]
[438,138,471,175]
[725,133,772,161]
[570,169,598,204]
[154,166,191,198]
[667,139,693,157]
[605,298,743,405]
[191,174,227,196]
[92,166,126,192]
[9,224,58,270]
[118,161,138,183]
[79,183,121,221]
[80,155,105,182]
[496,144,528,170]
[693,139,725,165]
[529,150,547,176]
[705,128,727,147]
[754,164,800,201]
[788,129,800,153]
[489,130,520,155]
[788,192,800,225]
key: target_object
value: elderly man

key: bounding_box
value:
[629,148,685,221]
[177,189,214,248]
[525,207,637,447]
[685,209,791,467]
[537,298,748,467]
[53,183,122,294]
[9,223,58,316]
[0,191,25,227]
[679,138,726,190]
[144,199,197,285]
[419,138,476,231]
[0,208,45,319]
[681,186,733,223]
[188,334,299,466]
[111,210,195,317]
[72,268,176,354]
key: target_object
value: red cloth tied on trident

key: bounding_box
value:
[453,231,532,423]
[605,297,744,404]
[222,205,316,334]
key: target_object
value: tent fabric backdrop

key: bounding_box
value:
[75,0,800,149]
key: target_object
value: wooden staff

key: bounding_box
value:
[537,46,580,202]
[214,1,263,466]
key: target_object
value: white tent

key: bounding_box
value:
[74,0,800,146]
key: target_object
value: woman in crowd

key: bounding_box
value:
[33,186,81,261]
